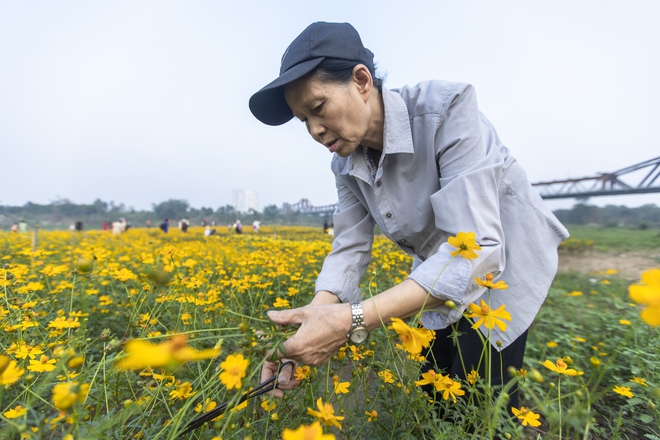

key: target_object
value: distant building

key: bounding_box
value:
[232,189,259,213]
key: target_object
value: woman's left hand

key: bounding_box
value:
[266,303,352,366]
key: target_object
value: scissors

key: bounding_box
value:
[178,360,294,437]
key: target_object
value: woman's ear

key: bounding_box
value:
[352,64,373,100]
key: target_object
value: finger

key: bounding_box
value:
[277,377,302,391]
[277,360,295,386]
[267,308,304,326]
[260,360,278,384]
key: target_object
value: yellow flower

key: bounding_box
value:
[511,406,541,427]
[307,397,345,430]
[48,317,81,329]
[27,355,57,373]
[219,353,249,390]
[365,410,378,422]
[434,375,465,403]
[630,377,648,386]
[332,375,350,394]
[389,318,435,355]
[415,369,439,387]
[447,232,481,260]
[294,365,312,381]
[13,344,43,359]
[169,381,195,400]
[3,405,28,418]
[282,421,336,440]
[466,300,511,331]
[195,398,217,413]
[566,291,583,297]
[116,335,220,371]
[589,357,601,368]
[629,268,660,326]
[416,370,465,403]
[52,381,89,411]
[546,341,558,348]
[112,268,138,282]
[540,358,583,376]
[260,398,276,412]
[613,386,634,398]
[467,370,480,385]
[0,355,25,385]
[475,273,508,290]
[378,369,395,384]
[619,319,632,326]
[273,298,290,308]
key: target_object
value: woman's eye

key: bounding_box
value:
[313,103,324,114]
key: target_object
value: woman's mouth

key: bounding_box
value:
[327,139,338,153]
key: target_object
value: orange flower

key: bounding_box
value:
[475,273,508,290]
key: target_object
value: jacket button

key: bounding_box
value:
[376,181,382,187]
[386,213,392,218]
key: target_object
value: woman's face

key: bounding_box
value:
[284,70,373,157]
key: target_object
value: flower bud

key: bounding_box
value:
[445,300,456,309]
[529,368,545,383]
[589,356,601,368]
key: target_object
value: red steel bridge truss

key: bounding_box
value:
[287,156,660,215]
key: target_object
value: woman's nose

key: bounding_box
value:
[308,120,325,140]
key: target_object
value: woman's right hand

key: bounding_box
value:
[261,290,339,398]
[260,358,300,398]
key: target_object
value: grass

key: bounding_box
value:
[564,225,660,252]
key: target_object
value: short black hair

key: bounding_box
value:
[312,58,383,91]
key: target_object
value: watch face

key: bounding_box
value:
[349,326,368,344]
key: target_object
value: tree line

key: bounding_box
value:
[1,199,658,231]
[0,198,329,230]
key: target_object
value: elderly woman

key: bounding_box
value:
[249,22,568,409]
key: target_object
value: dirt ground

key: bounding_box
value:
[558,250,660,280]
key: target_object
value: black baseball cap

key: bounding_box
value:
[249,22,374,126]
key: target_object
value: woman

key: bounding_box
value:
[249,22,568,408]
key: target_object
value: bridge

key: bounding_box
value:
[287,156,660,215]
[532,156,660,199]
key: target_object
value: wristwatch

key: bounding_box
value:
[347,302,369,344]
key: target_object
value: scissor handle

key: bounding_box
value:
[178,360,295,437]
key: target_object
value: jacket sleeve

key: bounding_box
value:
[407,83,506,329]
[315,173,375,304]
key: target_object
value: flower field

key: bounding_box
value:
[0,226,658,439]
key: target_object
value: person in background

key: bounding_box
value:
[252,219,261,232]
[146,219,151,228]
[11,223,18,232]
[160,219,169,233]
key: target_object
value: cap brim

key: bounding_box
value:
[249,57,325,126]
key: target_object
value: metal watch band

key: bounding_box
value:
[350,302,364,328]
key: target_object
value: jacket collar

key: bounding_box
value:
[339,87,414,179]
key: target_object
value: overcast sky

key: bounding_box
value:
[1,1,658,212]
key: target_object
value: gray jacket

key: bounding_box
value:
[315,80,569,349]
